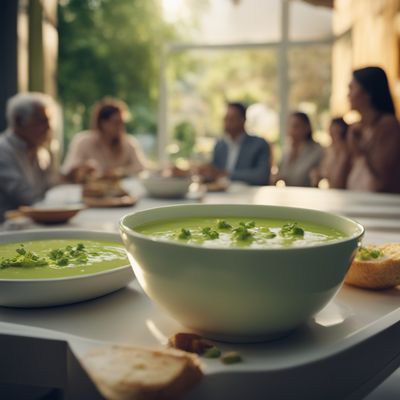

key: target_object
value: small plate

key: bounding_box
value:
[0,230,134,308]
[19,205,85,224]
[83,195,137,208]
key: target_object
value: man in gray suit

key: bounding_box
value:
[199,102,271,185]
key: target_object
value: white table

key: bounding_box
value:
[1,181,400,399]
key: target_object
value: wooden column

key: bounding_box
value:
[0,0,19,132]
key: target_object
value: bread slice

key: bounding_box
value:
[80,344,203,400]
[345,243,400,289]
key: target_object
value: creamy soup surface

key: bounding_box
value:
[0,239,128,279]
[135,217,346,248]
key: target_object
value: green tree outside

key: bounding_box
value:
[57,0,177,157]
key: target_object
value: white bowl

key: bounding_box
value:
[0,230,133,307]
[120,204,364,342]
[140,174,192,198]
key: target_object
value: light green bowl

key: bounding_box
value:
[120,204,364,342]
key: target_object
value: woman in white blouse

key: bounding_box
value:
[62,97,146,182]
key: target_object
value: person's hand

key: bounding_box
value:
[68,161,99,183]
[197,164,227,182]
[347,123,364,156]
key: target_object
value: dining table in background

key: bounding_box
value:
[1,179,400,399]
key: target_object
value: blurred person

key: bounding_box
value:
[197,102,271,185]
[272,111,323,187]
[342,66,400,192]
[310,117,351,188]
[62,97,146,182]
[0,92,57,222]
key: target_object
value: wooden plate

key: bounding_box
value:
[83,195,137,208]
[19,206,85,225]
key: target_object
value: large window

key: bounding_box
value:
[160,0,334,166]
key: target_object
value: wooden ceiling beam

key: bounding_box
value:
[301,0,334,8]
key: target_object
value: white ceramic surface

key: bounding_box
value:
[120,204,364,342]
[0,231,399,399]
[140,174,193,198]
[0,230,134,307]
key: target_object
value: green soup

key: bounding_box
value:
[0,239,128,279]
[135,217,345,248]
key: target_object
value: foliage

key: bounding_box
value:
[168,48,279,140]
[167,44,332,158]
[57,0,177,148]
[171,120,196,158]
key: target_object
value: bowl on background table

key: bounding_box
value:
[139,173,193,199]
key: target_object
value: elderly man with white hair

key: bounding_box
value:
[0,92,57,222]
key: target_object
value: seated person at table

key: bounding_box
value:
[338,66,400,193]
[0,92,57,222]
[62,97,147,182]
[197,102,271,186]
[272,111,323,187]
[310,117,351,188]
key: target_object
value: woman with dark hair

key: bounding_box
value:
[62,97,146,182]
[272,111,323,187]
[344,66,400,192]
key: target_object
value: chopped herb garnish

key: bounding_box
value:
[202,227,219,240]
[239,221,255,229]
[48,243,88,266]
[202,346,222,358]
[356,246,384,261]
[217,220,232,229]
[279,222,304,238]
[221,351,242,364]
[178,228,191,240]
[0,244,48,269]
[233,225,253,241]
[0,242,90,269]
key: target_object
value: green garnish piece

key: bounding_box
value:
[178,228,191,240]
[217,220,232,229]
[15,246,27,256]
[202,227,219,240]
[279,222,304,238]
[233,226,253,241]
[239,221,255,229]
[202,346,222,358]
[221,351,242,364]
[0,244,48,269]
[357,246,384,261]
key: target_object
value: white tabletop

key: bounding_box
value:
[1,180,400,399]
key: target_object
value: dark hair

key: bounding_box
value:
[227,102,247,120]
[290,111,313,141]
[353,67,396,115]
[91,97,129,131]
[330,117,348,140]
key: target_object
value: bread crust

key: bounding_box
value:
[345,243,400,289]
[81,344,203,400]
